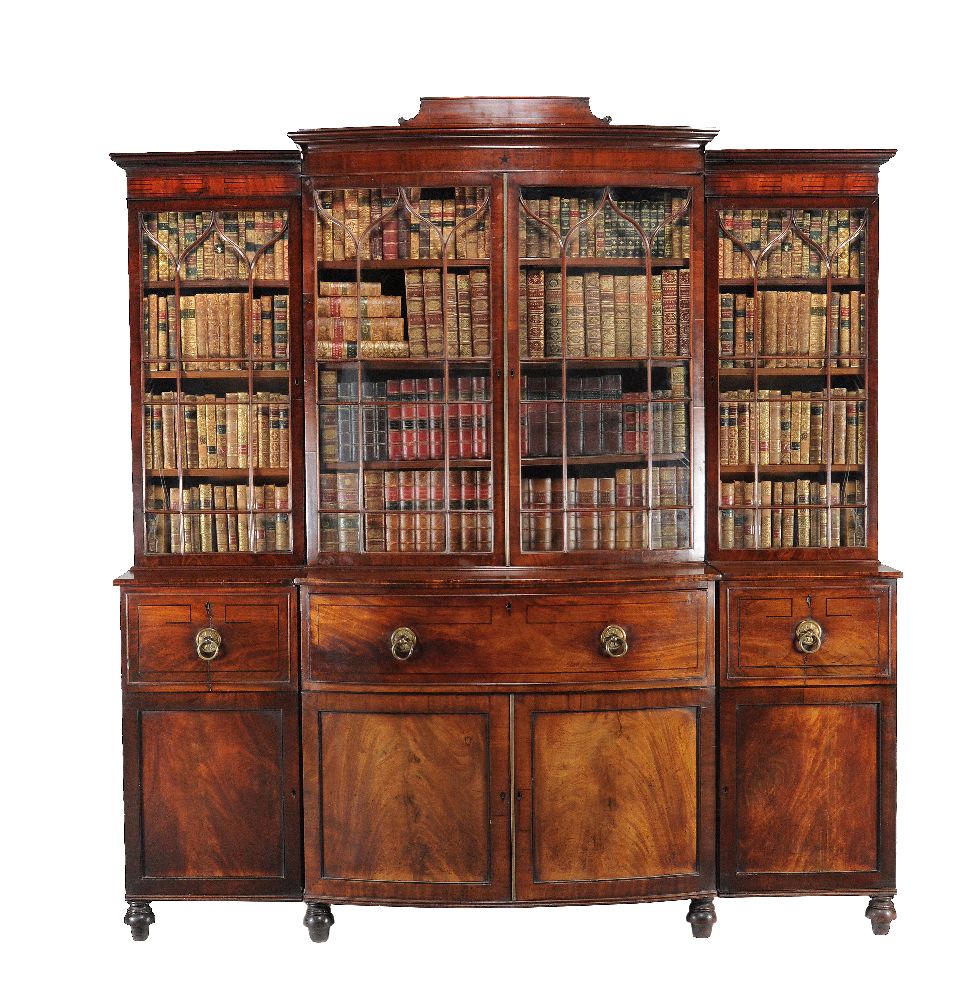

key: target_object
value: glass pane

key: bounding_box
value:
[139,209,293,558]
[517,185,693,557]
[716,205,869,552]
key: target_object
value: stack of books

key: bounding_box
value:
[315,280,408,359]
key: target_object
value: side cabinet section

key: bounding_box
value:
[719,685,896,895]
[122,691,302,899]
[513,688,715,902]
[303,692,512,903]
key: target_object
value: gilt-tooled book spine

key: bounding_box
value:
[544,272,562,357]
[470,269,490,357]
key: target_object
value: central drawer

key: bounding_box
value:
[303,588,711,687]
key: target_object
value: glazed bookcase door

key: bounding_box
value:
[307,177,503,564]
[708,199,877,558]
[510,179,704,563]
[134,200,303,563]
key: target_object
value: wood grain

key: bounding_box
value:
[304,692,511,903]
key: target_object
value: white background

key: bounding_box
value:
[2,1,951,996]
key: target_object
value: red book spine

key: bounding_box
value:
[474,402,488,458]
[458,403,475,459]
[447,402,460,459]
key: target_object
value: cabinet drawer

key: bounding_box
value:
[722,583,894,683]
[123,588,295,689]
[304,587,711,687]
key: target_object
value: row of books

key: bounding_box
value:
[719,291,865,367]
[144,392,289,470]
[522,371,686,401]
[320,402,490,463]
[521,400,688,459]
[319,372,490,402]
[520,469,690,551]
[719,478,866,548]
[144,483,291,554]
[719,389,865,467]
[143,211,289,281]
[142,293,290,370]
[719,209,865,279]
[320,469,491,511]
[312,273,492,359]
[320,512,493,553]
[406,270,491,358]
[520,269,691,359]
[316,187,490,260]
[522,467,690,510]
[519,193,690,258]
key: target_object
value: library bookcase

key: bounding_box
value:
[112,98,898,942]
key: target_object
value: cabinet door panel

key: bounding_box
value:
[514,688,715,901]
[720,686,896,895]
[123,692,301,899]
[304,692,510,902]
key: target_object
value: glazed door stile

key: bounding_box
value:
[513,688,715,902]
[304,691,512,903]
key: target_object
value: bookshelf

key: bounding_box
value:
[709,201,873,556]
[112,102,899,944]
[309,185,497,560]
[516,185,697,558]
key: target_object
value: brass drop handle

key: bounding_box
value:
[390,626,417,661]
[195,626,223,661]
[600,625,629,658]
[794,618,823,654]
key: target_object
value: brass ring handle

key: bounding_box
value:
[390,626,417,661]
[600,625,629,658]
[195,626,222,661]
[794,618,823,654]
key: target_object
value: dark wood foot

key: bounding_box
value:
[125,901,155,941]
[304,902,334,943]
[687,897,716,938]
[865,895,896,935]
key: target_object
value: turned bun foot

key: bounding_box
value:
[125,901,155,941]
[687,897,716,938]
[866,896,896,935]
[304,902,334,943]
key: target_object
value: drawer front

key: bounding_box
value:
[124,588,295,689]
[722,583,894,683]
[305,587,711,687]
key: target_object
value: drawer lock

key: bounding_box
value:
[390,626,418,661]
[600,625,629,658]
[195,626,223,661]
[794,618,823,654]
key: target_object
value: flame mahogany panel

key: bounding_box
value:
[514,688,715,902]
[303,691,511,903]
[123,690,302,899]
[719,686,896,896]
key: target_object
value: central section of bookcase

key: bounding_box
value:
[306,174,703,565]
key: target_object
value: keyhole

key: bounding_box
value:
[505,601,513,614]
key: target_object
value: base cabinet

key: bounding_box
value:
[719,685,896,896]
[122,691,302,902]
[303,688,714,907]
